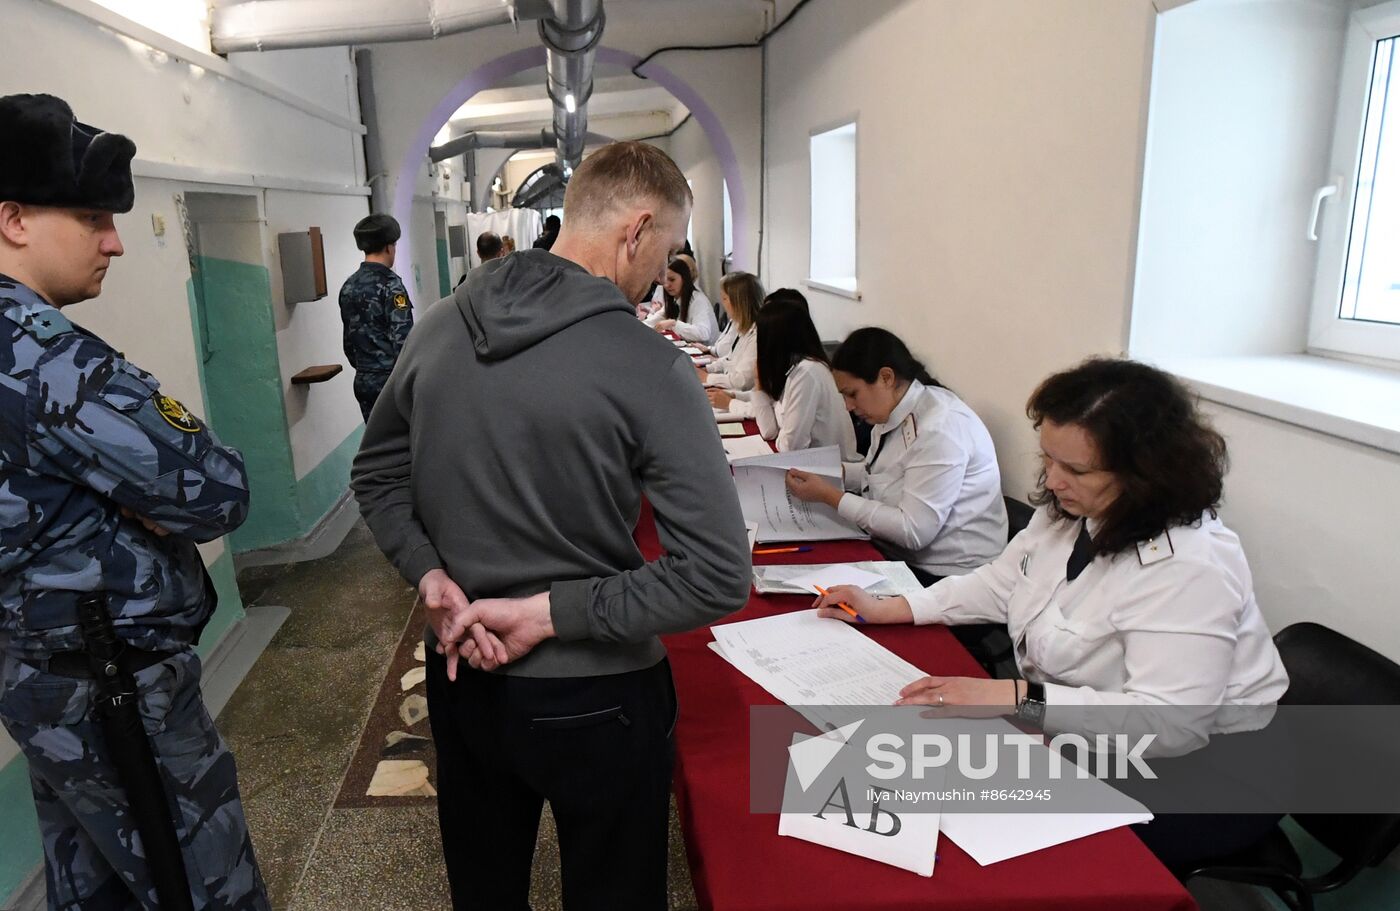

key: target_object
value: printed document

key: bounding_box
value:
[731,446,866,542]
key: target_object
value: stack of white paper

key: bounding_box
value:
[713,408,746,423]
[723,435,776,461]
[730,446,866,542]
[753,561,924,597]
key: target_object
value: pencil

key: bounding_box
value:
[752,546,812,555]
[813,584,867,624]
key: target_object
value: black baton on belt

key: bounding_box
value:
[77,593,195,911]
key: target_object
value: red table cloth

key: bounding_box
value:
[637,437,1196,910]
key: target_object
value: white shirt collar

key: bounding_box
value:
[876,379,924,432]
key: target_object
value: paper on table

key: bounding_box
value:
[671,338,687,346]
[718,423,748,437]
[680,345,704,355]
[730,446,866,542]
[746,521,758,551]
[784,564,887,594]
[779,730,942,876]
[723,435,776,461]
[711,610,927,708]
[713,408,746,423]
[753,562,925,597]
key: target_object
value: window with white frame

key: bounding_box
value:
[1310,2,1400,362]
[808,121,859,298]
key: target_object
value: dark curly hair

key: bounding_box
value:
[1027,358,1228,556]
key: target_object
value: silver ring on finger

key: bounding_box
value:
[938,693,945,705]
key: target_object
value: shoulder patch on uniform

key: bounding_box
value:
[1,301,74,343]
[900,412,918,449]
[155,395,202,433]
[392,293,408,310]
[1136,530,1175,566]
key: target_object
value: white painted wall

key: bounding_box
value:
[1206,402,1400,660]
[667,116,726,297]
[263,190,370,478]
[762,0,1158,495]
[1131,0,1350,360]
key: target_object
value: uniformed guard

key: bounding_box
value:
[0,93,270,910]
[339,213,413,422]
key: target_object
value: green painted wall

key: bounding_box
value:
[187,257,299,552]
[436,237,451,298]
[0,549,242,906]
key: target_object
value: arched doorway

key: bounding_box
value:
[390,45,751,285]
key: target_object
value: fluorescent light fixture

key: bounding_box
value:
[565,93,577,114]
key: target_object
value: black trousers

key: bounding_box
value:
[425,650,678,911]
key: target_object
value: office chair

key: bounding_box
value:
[1183,622,1400,911]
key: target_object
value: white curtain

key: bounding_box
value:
[464,209,543,268]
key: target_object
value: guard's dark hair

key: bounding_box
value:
[830,327,941,389]
[756,297,828,400]
[1027,357,1228,555]
[662,257,696,323]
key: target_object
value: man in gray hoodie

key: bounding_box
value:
[351,142,751,908]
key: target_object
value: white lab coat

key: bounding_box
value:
[905,506,1290,755]
[705,324,757,392]
[644,289,717,346]
[839,381,1007,576]
[752,358,858,460]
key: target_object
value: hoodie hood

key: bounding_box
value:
[456,249,633,360]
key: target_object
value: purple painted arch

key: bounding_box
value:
[391,45,751,292]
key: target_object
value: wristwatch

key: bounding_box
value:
[1015,680,1046,727]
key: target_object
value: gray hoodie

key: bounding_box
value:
[351,249,752,677]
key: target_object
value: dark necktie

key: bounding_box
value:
[866,427,899,471]
[1065,521,1097,582]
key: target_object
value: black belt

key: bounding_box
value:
[30,648,176,679]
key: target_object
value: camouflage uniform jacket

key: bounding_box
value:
[338,261,413,376]
[0,275,249,659]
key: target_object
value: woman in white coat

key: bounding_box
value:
[696,271,762,392]
[786,328,1008,578]
[646,257,716,346]
[718,295,856,459]
[814,357,1290,869]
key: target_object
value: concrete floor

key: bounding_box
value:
[217,519,699,911]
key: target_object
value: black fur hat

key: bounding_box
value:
[0,94,136,213]
[353,213,401,252]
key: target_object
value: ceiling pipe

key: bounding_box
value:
[210,0,536,53]
[211,0,603,173]
[429,129,610,162]
[539,0,604,171]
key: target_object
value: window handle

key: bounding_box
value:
[1308,179,1340,241]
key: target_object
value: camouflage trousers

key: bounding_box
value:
[352,370,389,423]
[0,649,270,911]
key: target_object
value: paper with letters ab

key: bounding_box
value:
[779,727,943,876]
[730,446,866,542]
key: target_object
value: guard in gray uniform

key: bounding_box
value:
[0,93,270,911]
[339,214,413,421]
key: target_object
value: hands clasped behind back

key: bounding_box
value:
[418,568,555,679]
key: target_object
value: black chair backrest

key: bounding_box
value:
[1275,622,1400,706]
[1274,622,1400,873]
[1004,496,1034,543]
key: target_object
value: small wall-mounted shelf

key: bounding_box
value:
[290,364,343,385]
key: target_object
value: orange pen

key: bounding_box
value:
[813,584,867,624]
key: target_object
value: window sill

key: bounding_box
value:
[1159,353,1400,456]
[804,278,861,300]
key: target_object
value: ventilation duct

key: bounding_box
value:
[211,0,603,172]
[429,129,609,162]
